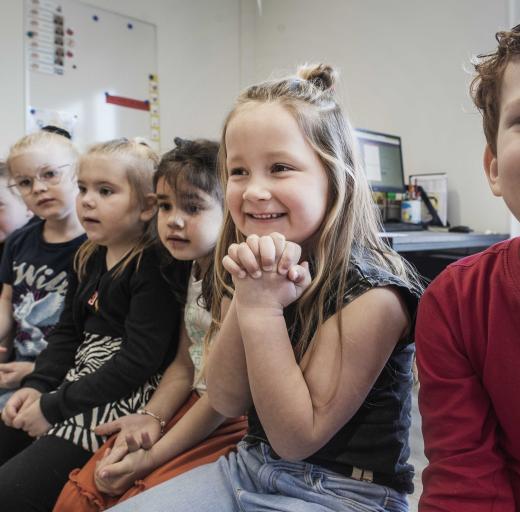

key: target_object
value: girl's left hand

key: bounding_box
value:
[223,233,311,310]
[94,432,156,497]
[12,398,51,437]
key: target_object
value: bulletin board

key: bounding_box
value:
[24,0,160,150]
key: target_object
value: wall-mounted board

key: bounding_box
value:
[25,0,159,150]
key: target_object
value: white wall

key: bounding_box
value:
[243,0,511,233]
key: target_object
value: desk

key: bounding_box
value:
[382,231,509,253]
[381,231,509,279]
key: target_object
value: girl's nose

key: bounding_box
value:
[242,179,271,202]
[168,213,185,229]
[80,192,95,209]
[31,178,48,194]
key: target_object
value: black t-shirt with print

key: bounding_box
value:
[0,219,86,360]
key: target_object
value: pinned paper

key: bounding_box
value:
[148,74,160,142]
[26,0,65,76]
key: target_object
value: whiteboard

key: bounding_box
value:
[25,0,159,150]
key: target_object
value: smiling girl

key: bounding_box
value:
[0,138,183,512]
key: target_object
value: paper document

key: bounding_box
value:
[363,144,382,181]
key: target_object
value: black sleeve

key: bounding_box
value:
[22,270,82,393]
[39,252,180,424]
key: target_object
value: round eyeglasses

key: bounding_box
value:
[8,163,72,197]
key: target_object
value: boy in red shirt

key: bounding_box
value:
[416,26,520,511]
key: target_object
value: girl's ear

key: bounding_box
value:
[139,193,157,222]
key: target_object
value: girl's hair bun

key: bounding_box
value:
[173,136,186,148]
[297,63,337,92]
[173,137,195,154]
[170,137,219,169]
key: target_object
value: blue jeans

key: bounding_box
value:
[108,441,408,512]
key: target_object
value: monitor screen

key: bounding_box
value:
[354,129,405,193]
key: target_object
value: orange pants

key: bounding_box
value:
[53,393,247,512]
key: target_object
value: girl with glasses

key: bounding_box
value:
[0,130,85,410]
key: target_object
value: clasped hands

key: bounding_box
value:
[93,413,162,496]
[222,232,311,310]
[1,387,51,437]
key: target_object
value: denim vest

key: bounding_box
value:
[245,256,421,494]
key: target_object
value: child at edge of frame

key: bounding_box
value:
[416,24,520,512]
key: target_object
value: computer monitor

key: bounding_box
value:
[354,129,405,193]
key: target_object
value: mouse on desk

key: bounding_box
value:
[449,225,473,233]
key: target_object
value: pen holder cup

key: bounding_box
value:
[401,200,422,224]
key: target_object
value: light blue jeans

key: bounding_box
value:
[108,441,408,512]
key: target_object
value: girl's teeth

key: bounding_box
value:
[252,213,281,219]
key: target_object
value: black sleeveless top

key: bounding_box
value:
[244,257,420,494]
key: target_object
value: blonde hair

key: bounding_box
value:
[6,131,79,175]
[210,64,422,361]
[75,138,159,280]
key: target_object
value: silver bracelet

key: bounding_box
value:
[137,408,166,435]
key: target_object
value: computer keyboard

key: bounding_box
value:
[383,222,425,232]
